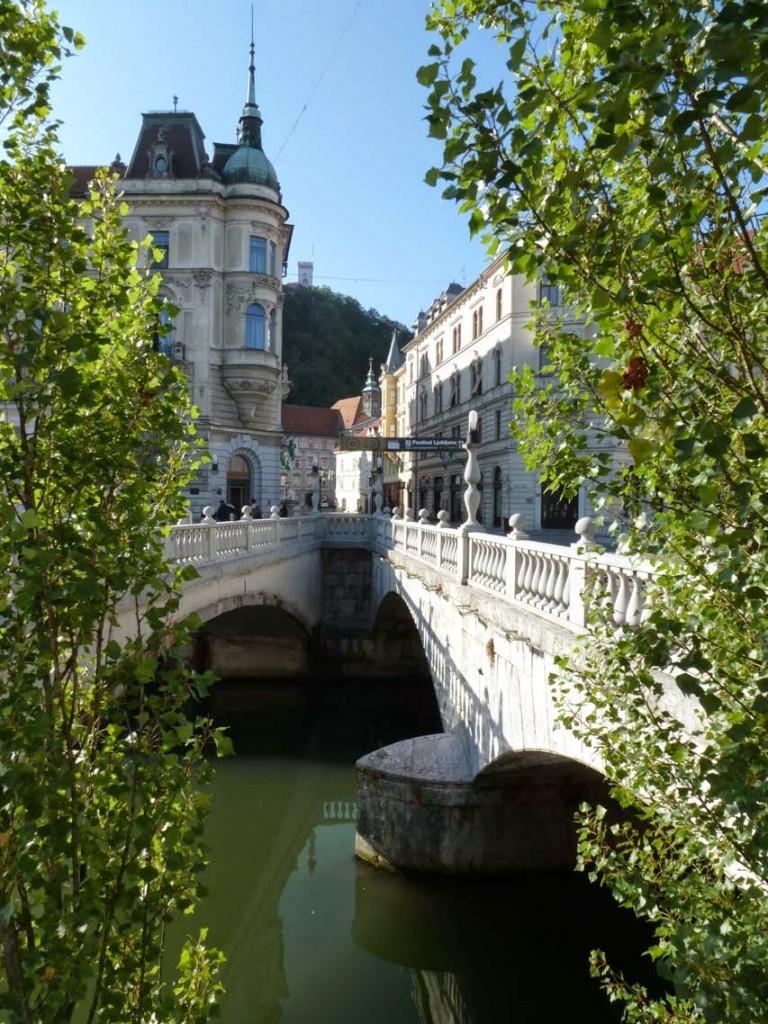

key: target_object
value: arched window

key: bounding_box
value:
[152,308,174,357]
[419,388,428,422]
[494,346,502,387]
[245,303,266,349]
[471,359,483,396]
[496,288,503,321]
[449,371,461,408]
[493,466,503,528]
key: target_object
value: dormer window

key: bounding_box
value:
[147,126,173,179]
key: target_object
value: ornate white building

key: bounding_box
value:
[71,38,293,519]
[391,256,589,532]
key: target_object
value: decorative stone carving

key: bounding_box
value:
[163,274,191,295]
[225,278,278,314]
[192,269,212,290]
[225,378,278,396]
[225,284,252,315]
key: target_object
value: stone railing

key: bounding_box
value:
[372,513,654,631]
[164,507,653,632]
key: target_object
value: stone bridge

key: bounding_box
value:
[149,510,681,872]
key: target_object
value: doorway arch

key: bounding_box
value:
[227,453,251,511]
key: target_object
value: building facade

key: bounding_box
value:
[332,361,383,514]
[71,39,293,520]
[280,405,342,513]
[395,257,589,531]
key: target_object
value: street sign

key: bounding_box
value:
[384,437,465,452]
[338,436,465,453]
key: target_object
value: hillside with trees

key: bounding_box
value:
[282,285,411,406]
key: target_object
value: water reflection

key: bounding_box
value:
[177,678,656,1024]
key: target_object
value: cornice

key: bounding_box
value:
[403,253,511,353]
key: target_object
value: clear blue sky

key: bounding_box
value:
[49,0,504,328]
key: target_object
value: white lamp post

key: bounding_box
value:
[462,409,481,531]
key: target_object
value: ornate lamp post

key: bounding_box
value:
[373,456,384,516]
[462,409,481,531]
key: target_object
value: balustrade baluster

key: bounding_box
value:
[625,575,644,626]
[522,550,535,598]
[613,572,630,625]
[541,555,557,610]
[553,558,568,614]
[530,555,544,605]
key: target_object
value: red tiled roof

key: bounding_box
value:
[331,396,362,428]
[347,416,381,436]
[281,405,343,436]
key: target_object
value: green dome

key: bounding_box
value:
[222,145,279,189]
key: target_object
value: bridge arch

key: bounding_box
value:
[370,592,432,680]
[195,603,312,679]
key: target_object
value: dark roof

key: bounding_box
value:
[68,165,99,197]
[125,111,208,179]
[382,331,404,373]
[281,405,343,437]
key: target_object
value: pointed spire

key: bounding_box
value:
[238,6,263,146]
[362,356,381,419]
[363,356,378,392]
[383,329,404,374]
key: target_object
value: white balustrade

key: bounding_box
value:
[163,512,655,637]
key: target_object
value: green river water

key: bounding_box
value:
[179,676,658,1024]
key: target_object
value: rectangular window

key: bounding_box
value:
[539,277,559,307]
[436,338,443,365]
[495,408,502,440]
[472,305,484,339]
[269,241,277,277]
[249,236,267,273]
[150,231,169,269]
